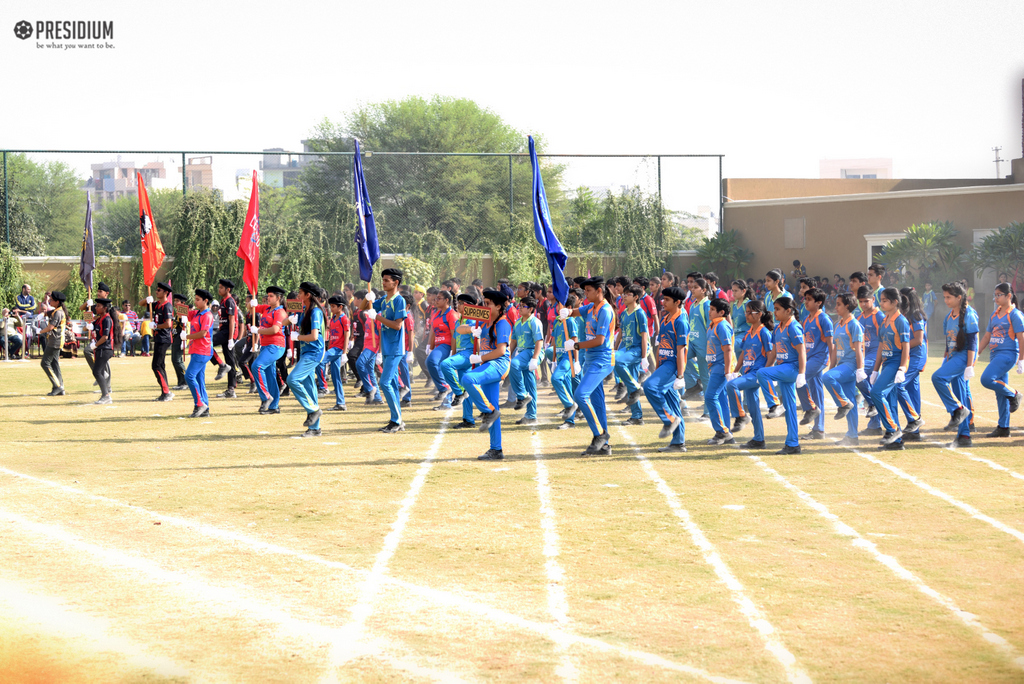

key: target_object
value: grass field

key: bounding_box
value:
[1,352,1023,683]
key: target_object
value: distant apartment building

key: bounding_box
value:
[86,159,169,203]
[261,143,314,188]
[819,158,894,179]
[177,156,214,191]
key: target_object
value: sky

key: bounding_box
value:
[2,0,1023,205]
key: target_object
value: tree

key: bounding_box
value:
[0,171,45,256]
[972,222,1024,283]
[693,230,753,283]
[4,154,85,255]
[92,190,182,256]
[878,222,969,287]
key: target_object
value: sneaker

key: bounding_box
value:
[881,441,904,451]
[659,416,682,439]
[401,398,412,407]
[800,409,820,426]
[658,444,687,453]
[302,428,322,438]
[860,427,884,437]
[369,398,384,405]
[450,419,476,430]
[880,430,903,446]
[902,431,922,442]
[808,429,826,440]
[215,365,227,381]
[329,403,347,411]
[681,386,703,401]
[478,410,500,432]
[190,405,209,418]
[865,405,878,418]
[248,383,257,394]
[834,404,852,421]
[317,388,331,397]
[945,407,970,430]
[259,399,271,414]
[432,391,445,401]
[775,445,801,455]
[513,398,527,411]
[680,405,692,417]
[1010,392,1022,414]
[624,417,644,426]
[706,432,736,446]
[45,387,65,397]
[766,405,785,419]
[216,389,237,399]
[478,448,504,461]
[303,409,322,428]
[613,384,628,402]
[987,427,1012,438]
[451,393,464,407]
[903,418,924,432]
[836,436,860,447]
[380,421,405,434]
[952,435,973,448]
[515,416,538,426]
[575,410,584,421]
[557,421,575,430]
[582,443,613,456]
[742,439,766,449]
[172,384,188,391]
[624,389,643,406]
[94,395,112,405]
[267,408,280,414]
[731,415,751,432]
[558,404,576,420]
[501,400,516,409]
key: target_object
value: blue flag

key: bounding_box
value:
[353,139,380,283]
[79,192,95,290]
[529,136,569,305]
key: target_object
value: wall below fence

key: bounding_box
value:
[17,257,174,297]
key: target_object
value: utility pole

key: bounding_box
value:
[992,146,1004,178]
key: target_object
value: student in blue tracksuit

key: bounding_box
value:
[798,288,832,438]
[704,298,736,445]
[460,288,512,460]
[250,285,289,415]
[369,268,409,433]
[756,296,807,454]
[823,293,866,445]
[931,282,978,447]
[286,282,327,437]
[614,285,650,426]
[567,277,616,456]
[869,288,913,450]
[442,293,482,430]
[643,286,689,451]
[551,293,581,430]
[427,291,458,402]
[509,296,544,425]
[895,287,927,441]
[682,278,711,405]
[855,286,886,435]
[324,296,350,411]
[727,280,753,432]
[978,282,1024,437]
[727,300,773,449]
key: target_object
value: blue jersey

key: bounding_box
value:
[921,290,938,320]
[908,317,928,370]
[773,319,804,367]
[687,298,711,346]
[738,325,772,374]
[857,309,885,359]
[944,308,980,354]
[833,316,864,367]
[575,311,588,364]
[480,317,512,371]
[584,302,615,364]
[375,293,407,357]
[987,307,1024,356]
[801,310,833,363]
[705,317,733,374]
[731,299,750,340]
[877,313,910,368]
[551,317,575,359]
[619,307,648,350]
[513,315,543,353]
[657,310,689,362]
[301,306,326,354]
[453,319,477,355]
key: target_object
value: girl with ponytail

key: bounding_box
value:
[823,293,867,445]
[286,282,328,437]
[930,283,978,447]
[725,299,774,449]
[895,287,928,440]
[867,288,914,450]
[461,288,513,460]
[977,282,1024,436]
[755,295,807,454]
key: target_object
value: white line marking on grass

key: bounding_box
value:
[745,452,1024,671]
[924,440,1024,484]
[722,505,746,511]
[0,577,190,678]
[922,399,996,424]
[0,465,751,683]
[833,442,1024,545]
[532,431,578,683]
[617,428,812,684]
[324,409,453,678]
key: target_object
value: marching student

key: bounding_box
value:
[356,291,384,405]
[90,297,118,405]
[868,288,913,450]
[633,277,660,373]
[509,296,544,426]
[756,296,807,454]
[399,292,416,407]
[726,300,774,449]
[682,277,711,404]
[79,281,110,381]
[704,298,735,445]
[38,291,68,396]
[614,285,650,426]
[348,290,366,392]
[370,267,409,433]
[727,280,753,431]
[427,290,458,403]
[551,293,581,430]
[822,293,867,446]
[170,293,190,390]
[324,296,350,411]
[149,283,175,401]
[212,279,241,398]
[931,282,978,447]
[565,277,616,456]
[643,286,689,452]
[461,288,513,460]
[184,289,214,418]
[286,282,328,437]
[249,285,289,415]
[798,288,832,438]
[895,287,928,441]
[978,282,1024,437]
[856,286,885,435]
[442,293,482,430]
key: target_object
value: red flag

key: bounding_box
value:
[138,173,166,287]
[236,171,260,297]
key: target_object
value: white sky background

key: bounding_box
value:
[1,0,1022,206]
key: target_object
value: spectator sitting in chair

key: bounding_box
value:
[2,309,24,359]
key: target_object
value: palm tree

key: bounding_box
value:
[878,222,968,286]
[972,222,1024,284]
[694,230,753,283]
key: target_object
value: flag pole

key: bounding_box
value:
[562,318,576,378]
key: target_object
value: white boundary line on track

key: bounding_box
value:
[617,427,812,684]
[744,451,1024,671]
[922,399,998,424]
[324,409,453,678]
[924,440,1024,483]
[0,466,750,683]
[832,441,1024,545]
[532,430,579,683]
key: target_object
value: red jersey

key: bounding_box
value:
[328,313,349,350]
[258,305,288,347]
[361,311,380,353]
[616,295,627,321]
[639,293,658,336]
[404,313,414,351]
[432,307,459,347]
[506,306,520,326]
[188,308,214,356]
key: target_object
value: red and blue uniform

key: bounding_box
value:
[185,308,214,408]
[756,318,805,448]
[981,307,1024,428]
[251,304,288,409]
[643,309,689,446]
[871,312,913,438]
[728,323,773,442]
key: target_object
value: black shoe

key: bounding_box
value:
[401,399,412,407]
[259,399,271,414]
[500,400,516,409]
[478,411,500,432]
[681,386,703,401]
[302,428,322,438]
[582,443,613,456]
[901,431,922,442]
[451,393,464,407]
[865,405,878,418]
[1010,392,1022,414]
[557,421,575,430]
[766,405,785,419]
[658,443,687,453]
[836,436,860,446]
[624,417,644,426]
[658,416,682,439]
[329,403,347,411]
[575,410,584,421]
[380,421,405,434]
[172,384,188,391]
[706,432,736,446]
[881,430,903,446]
[775,445,801,455]
[215,365,227,381]
[94,395,112,405]
[953,435,973,448]
[834,404,852,421]
[987,427,1012,438]
[248,383,257,394]
[799,409,819,426]
[317,388,331,397]
[216,389,237,399]
[743,439,766,449]
[158,392,174,402]
[946,407,970,430]
[881,440,904,451]
[614,384,627,402]
[189,405,207,418]
[46,387,65,397]
[451,419,476,430]
[515,416,538,426]
[860,427,884,437]
[625,389,643,406]
[513,398,527,411]
[303,409,322,428]
[808,429,826,440]
[432,391,445,401]
[731,415,750,432]
[478,448,504,460]
[589,432,611,451]
[903,418,923,432]
[267,408,280,414]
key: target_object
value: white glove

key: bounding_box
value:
[563,339,575,352]
[290,331,299,341]
[365,309,377,321]
[180,331,187,341]
[1017,359,1024,374]
[180,316,188,324]
[376,352,383,365]
[249,324,259,335]
[88,340,96,350]
[963,366,975,380]
[364,291,376,303]
[289,314,299,325]
[471,327,482,339]
[796,373,806,389]
[340,353,349,364]
[406,351,414,363]
[528,358,539,372]
[86,298,94,307]
[227,339,235,350]
[870,371,879,385]
[470,354,483,364]
[895,369,906,384]
[86,322,94,331]
[425,345,432,355]
[725,372,739,381]
[672,377,686,390]
[558,308,570,320]
[641,358,650,372]
[572,360,582,374]
[249,298,258,307]
[855,368,868,383]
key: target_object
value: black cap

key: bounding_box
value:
[327,295,344,306]
[456,293,478,306]
[172,293,188,303]
[156,282,172,293]
[218,278,234,290]
[298,281,321,297]
[50,290,66,303]
[96,282,110,293]
[381,267,403,282]
[95,297,112,307]
[194,288,213,302]
[266,285,286,296]
[482,288,509,306]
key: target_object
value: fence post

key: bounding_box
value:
[718,155,724,234]
[3,151,9,247]
[508,154,513,235]
[181,152,187,198]
[657,155,662,204]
